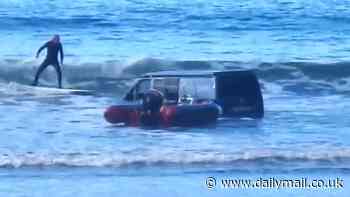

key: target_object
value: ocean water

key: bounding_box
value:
[0,0,350,196]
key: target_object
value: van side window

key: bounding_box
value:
[124,86,136,101]
[124,79,151,101]
[135,79,151,100]
[178,78,215,103]
[153,78,179,103]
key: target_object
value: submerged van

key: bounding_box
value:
[105,70,264,126]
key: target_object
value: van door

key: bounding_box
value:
[215,71,264,118]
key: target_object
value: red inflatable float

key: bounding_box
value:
[104,90,220,127]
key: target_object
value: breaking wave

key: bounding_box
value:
[1,58,350,96]
[0,148,350,170]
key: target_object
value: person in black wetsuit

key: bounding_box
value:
[32,35,64,88]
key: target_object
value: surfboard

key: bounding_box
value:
[29,85,95,96]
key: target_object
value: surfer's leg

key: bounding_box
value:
[53,63,62,88]
[32,61,49,86]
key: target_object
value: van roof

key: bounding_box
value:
[142,69,252,78]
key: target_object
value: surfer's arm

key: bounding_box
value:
[36,42,48,58]
[59,43,64,64]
